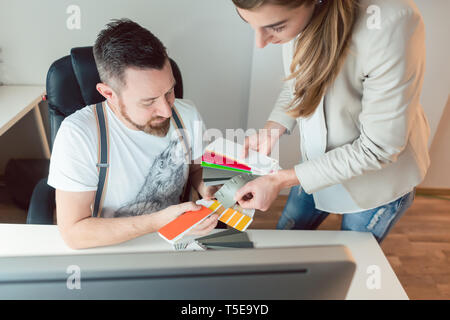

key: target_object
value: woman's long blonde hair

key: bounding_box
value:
[233,0,359,118]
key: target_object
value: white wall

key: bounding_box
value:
[420,96,450,189]
[246,0,450,189]
[414,0,450,145]
[0,0,254,132]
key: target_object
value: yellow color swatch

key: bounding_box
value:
[227,212,241,227]
[219,209,235,223]
[235,215,252,231]
[208,200,253,231]
[209,201,221,212]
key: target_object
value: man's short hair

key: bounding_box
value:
[93,18,168,91]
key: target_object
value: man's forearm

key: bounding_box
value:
[60,213,160,250]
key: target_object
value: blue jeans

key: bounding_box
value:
[276,186,416,243]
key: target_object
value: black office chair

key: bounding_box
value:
[26,46,184,224]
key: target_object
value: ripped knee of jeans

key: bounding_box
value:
[366,208,386,231]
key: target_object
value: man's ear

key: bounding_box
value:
[96,82,117,102]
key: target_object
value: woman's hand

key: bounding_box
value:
[242,121,286,158]
[234,175,282,211]
[234,169,300,211]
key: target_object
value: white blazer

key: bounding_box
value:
[268,0,430,209]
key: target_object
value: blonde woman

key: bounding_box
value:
[233,0,430,243]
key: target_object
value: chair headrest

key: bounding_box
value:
[71,47,105,106]
[46,46,104,117]
[46,46,183,118]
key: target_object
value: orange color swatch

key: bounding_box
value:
[158,206,213,243]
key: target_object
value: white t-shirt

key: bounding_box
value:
[48,99,206,218]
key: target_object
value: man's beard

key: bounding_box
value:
[118,100,171,137]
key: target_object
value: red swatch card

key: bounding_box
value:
[202,151,251,172]
[158,206,213,243]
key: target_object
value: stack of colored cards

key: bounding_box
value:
[195,229,254,250]
[201,137,281,177]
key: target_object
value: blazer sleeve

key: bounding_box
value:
[294,7,426,194]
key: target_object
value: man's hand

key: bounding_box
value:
[197,181,222,200]
[152,201,201,229]
[186,213,219,236]
[153,201,219,236]
[189,164,223,201]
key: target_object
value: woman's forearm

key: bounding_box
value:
[273,168,300,190]
[264,121,287,139]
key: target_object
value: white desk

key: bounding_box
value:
[0,85,49,158]
[0,224,408,300]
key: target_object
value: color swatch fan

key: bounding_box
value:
[197,199,255,232]
[157,200,255,244]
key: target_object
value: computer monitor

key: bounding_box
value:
[0,245,356,299]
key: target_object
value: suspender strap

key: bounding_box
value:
[92,102,110,218]
[170,106,192,202]
[170,107,191,163]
